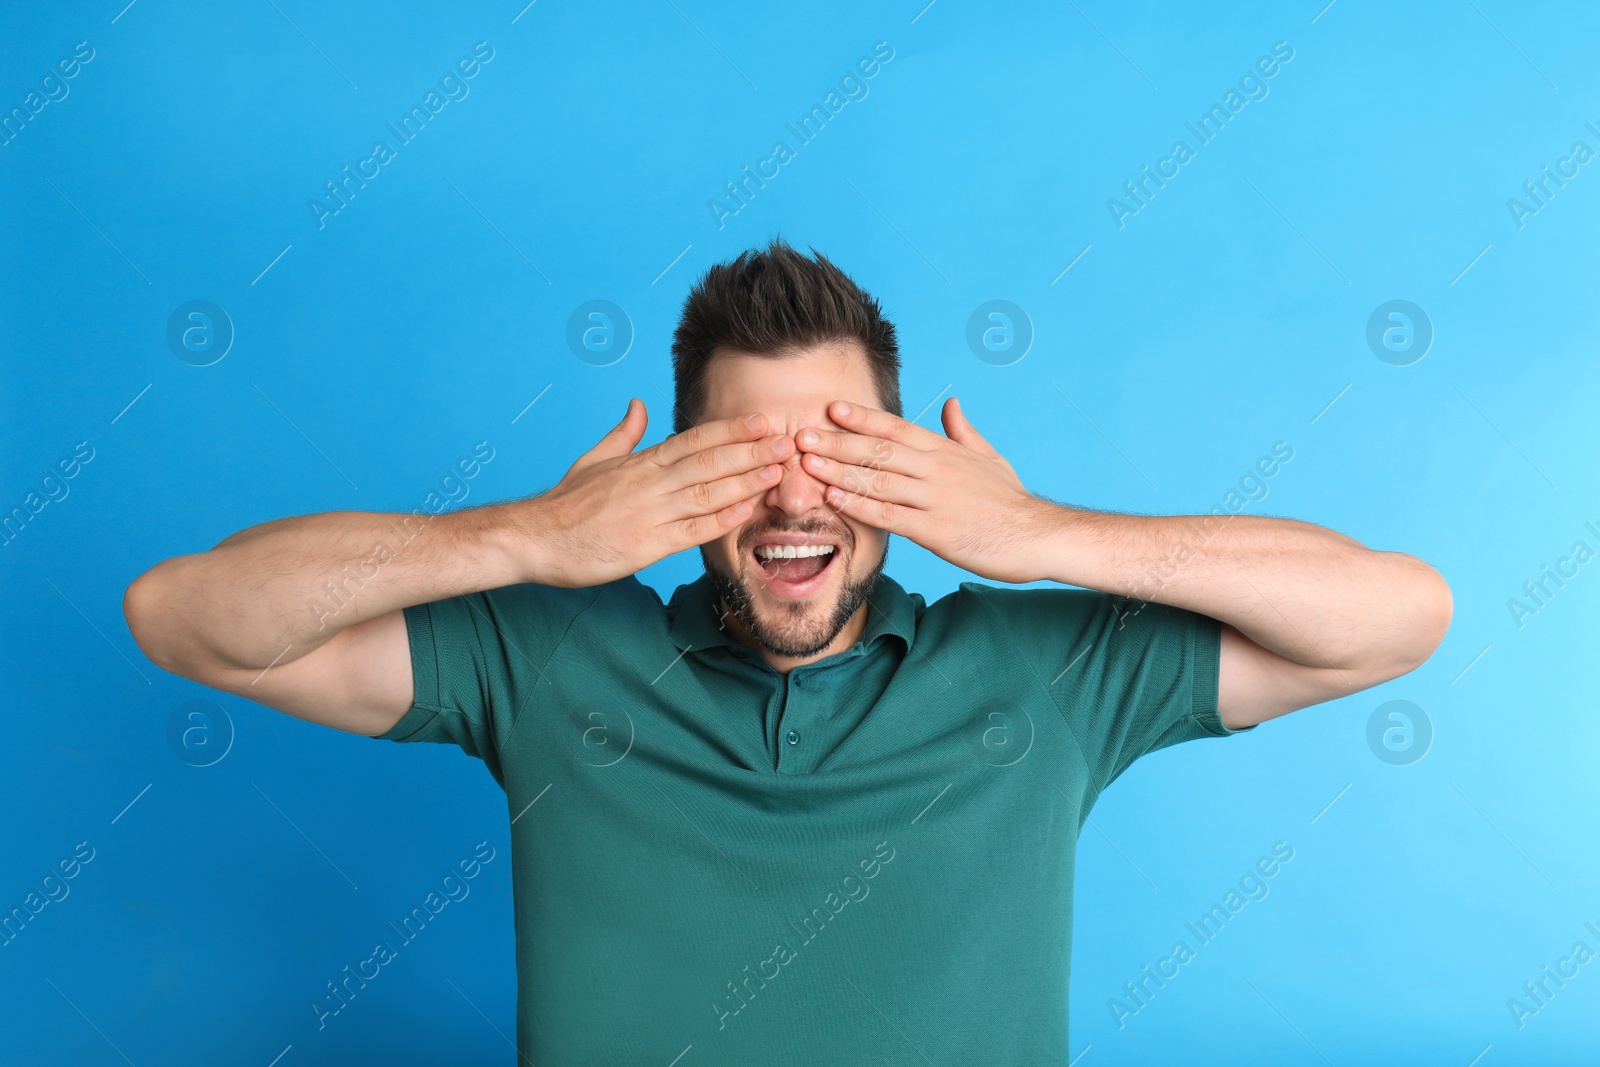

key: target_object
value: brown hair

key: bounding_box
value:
[670,237,901,433]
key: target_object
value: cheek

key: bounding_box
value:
[844,521,884,560]
[712,527,748,567]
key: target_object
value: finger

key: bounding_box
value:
[648,411,771,469]
[793,427,929,476]
[664,490,766,549]
[822,481,923,536]
[572,397,648,470]
[662,432,794,491]
[663,461,783,520]
[941,396,1001,458]
[827,400,945,450]
[801,452,930,509]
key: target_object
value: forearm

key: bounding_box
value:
[125,502,533,675]
[1037,505,1451,674]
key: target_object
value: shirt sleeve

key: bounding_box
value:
[966,583,1252,795]
[373,582,599,787]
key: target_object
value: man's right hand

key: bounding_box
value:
[122,398,789,736]
[515,398,791,587]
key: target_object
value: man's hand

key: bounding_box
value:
[794,396,1452,729]
[794,397,1059,584]
[123,398,793,735]
[521,398,794,587]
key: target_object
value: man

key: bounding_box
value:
[124,239,1452,1063]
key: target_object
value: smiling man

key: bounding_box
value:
[124,239,1452,1064]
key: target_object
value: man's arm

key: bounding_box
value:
[792,397,1453,730]
[1032,510,1452,729]
[124,506,521,736]
[123,401,795,736]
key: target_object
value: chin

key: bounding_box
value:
[702,528,887,659]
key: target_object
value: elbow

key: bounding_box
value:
[123,566,178,673]
[1394,555,1454,674]
[1417,558,1454,660]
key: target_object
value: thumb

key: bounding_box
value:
[577,398,648,467]
[941,397,999,456]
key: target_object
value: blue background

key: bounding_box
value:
[3,0,1598,1063]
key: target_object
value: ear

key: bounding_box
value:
[941,397,1000,457]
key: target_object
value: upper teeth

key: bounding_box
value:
[756,544,836,560]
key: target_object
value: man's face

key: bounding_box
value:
[696,341,890,660]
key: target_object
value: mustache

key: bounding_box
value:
[738,518,852,552]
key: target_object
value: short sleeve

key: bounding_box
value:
[374,582,599,787]
[966,583,1250,795]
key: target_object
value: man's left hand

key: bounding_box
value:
[795,398,1062,585]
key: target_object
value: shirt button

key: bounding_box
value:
[786,730,800,746]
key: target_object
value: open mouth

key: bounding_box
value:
[750,539,840,600]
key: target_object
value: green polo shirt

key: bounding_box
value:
[378,570,1245,1063]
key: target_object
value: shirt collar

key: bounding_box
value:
[667,571,918,659]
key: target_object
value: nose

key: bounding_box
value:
[765,449,832,518]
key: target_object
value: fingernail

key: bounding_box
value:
[761,464,780,479]
[745,413,764,431]
[834,402,851,416]
[797,429,818,447]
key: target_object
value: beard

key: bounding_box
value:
[701,524,888,659]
